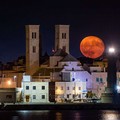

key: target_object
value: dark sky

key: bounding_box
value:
[0,0,120,63]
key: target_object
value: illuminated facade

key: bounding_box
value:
[0,77,16,88]
[2,24,120,104]
[0,77,16,103]
[55,82,86,102]
[22,81,49,103]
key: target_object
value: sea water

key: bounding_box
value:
[0,110,120,120]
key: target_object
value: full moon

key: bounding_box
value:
[80,36,105,59]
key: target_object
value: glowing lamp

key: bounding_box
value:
[108,47,115,54]
[7,80,12,85]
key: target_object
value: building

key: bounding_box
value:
[55,82,86,102]
[3,24,120,104]
[55,25,70,53]
[0,77,17,103]
[26,25,40,75]
[22,75,49,103]
[0,88,16,103]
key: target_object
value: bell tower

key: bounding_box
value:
[55,25,70,53]
[26,25,40,75]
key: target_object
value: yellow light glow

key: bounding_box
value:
[102,110,118,120]
[56,88,63,94]
[7,80,12,85]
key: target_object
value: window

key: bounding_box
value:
[73,94,75,98]
[33,46,36,53]
[33,95,36,99]
[67,94,69,98]
[67,87,69,90]
[86,79,88,82]
[32,32,36,39]
[78,94,81,98]
[6,95,12,99]
[42,95,45,99]
[33,86,36,90]
[96,78,99,82]
[72,78,75,81]
[100,78,103,83]
[42,86,45,90]
[26,86,29,90]
[61,86,63,90]
[79,87,81,90]
[72,68,74,71]
[62,33,66,39]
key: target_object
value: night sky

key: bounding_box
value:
[0,0,120,63]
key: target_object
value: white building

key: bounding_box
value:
[91,72,107,98]
[55,82,86,102]
[60,60,108,98]
[22,75,49,103]
[22,82,49,103]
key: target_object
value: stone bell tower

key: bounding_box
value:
[26,25,40,75]
[55,25,70,53]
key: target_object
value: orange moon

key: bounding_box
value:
[80,36,105,59]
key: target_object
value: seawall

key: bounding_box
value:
[1,103,120,110]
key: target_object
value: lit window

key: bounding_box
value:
[33,86,36,90]
[42,86,45,90]
[26,86,29,90]
[33,95,36,99]
[42,95,45,99]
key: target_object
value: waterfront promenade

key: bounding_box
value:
[1,102,120,110]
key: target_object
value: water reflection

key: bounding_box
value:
[101,110,120,120]
[0,110,120,120]
[56,112,62,120]
[73,112,80,120]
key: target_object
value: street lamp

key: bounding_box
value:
[108,47,115,54]
[13,75,17,81]
[101,46,117,103]
[107,47,117,92]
